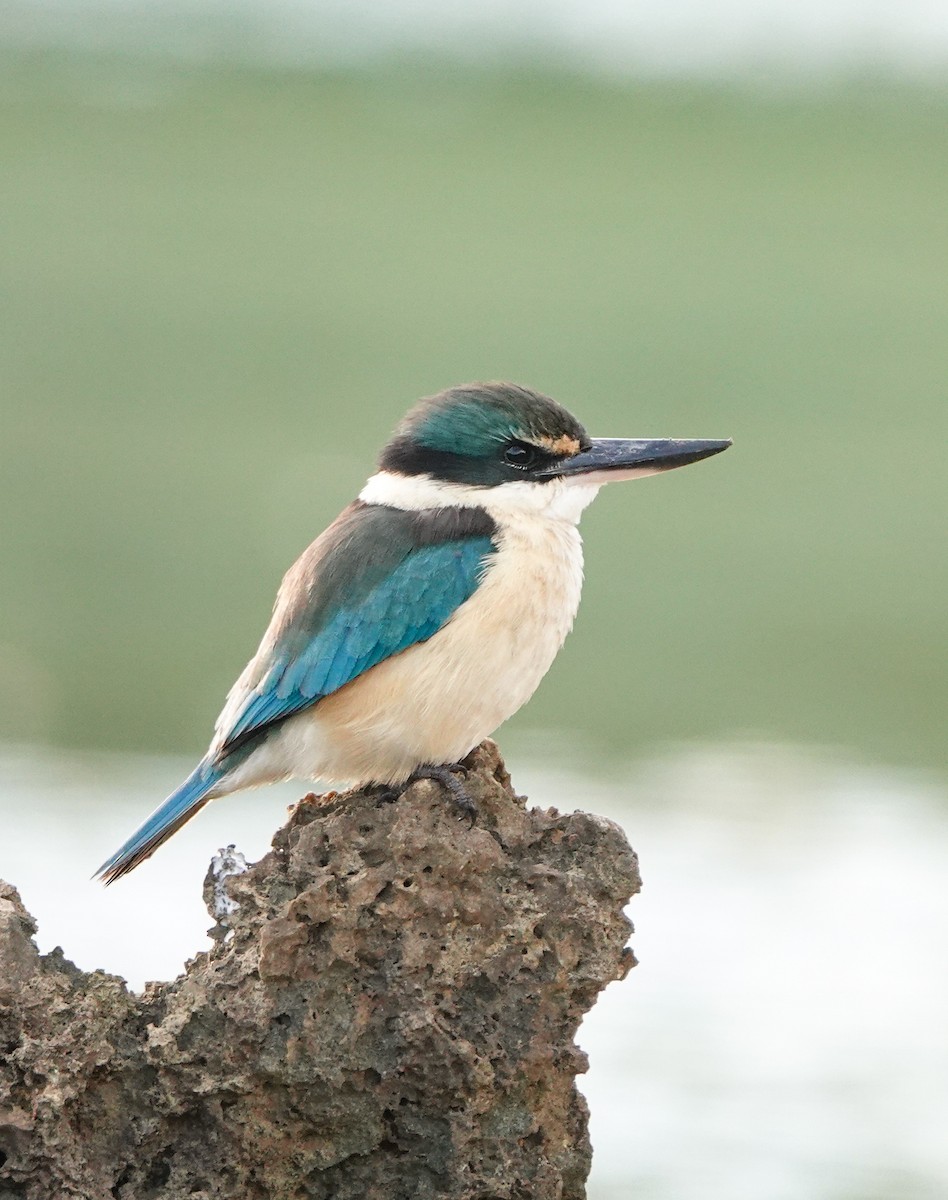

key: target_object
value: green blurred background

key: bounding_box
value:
[3,16,948,1200]
[3,51,946,770]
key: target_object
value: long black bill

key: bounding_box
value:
[537,437,732,481]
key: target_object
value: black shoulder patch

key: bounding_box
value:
[338,498,496,547]
[404,504,497,544]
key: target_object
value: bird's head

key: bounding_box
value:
[370,382,730,518]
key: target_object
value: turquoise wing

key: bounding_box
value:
[217,505,495,758]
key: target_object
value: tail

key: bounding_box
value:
[94,759,222,885]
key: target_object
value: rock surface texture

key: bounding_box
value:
[0,741,639,1200]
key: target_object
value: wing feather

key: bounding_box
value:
[214,503,496,760]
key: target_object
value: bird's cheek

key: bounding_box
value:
[544,480,603,521]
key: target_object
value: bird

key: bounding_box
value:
[95,382,730,883]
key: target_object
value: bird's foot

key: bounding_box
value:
[368,782,401,806]
[408,762,477,824]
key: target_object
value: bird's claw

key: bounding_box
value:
[452,794,478,825]
[408,763,478,825]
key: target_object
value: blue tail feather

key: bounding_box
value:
[94,760,222,885]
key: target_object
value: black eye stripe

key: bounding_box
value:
[381,433,570,485]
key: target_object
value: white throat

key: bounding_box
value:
[358,470,601,526]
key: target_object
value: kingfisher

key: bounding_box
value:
[96,382,729,883]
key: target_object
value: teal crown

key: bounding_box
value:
[380,382,589,484]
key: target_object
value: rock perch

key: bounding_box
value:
[0,741,640,1199]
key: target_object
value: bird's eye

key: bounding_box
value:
[503,442,537,469]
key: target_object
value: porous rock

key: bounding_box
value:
[0,741,639,1199]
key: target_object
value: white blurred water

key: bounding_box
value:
[2,739,947,1199]
[2,0,948,78]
